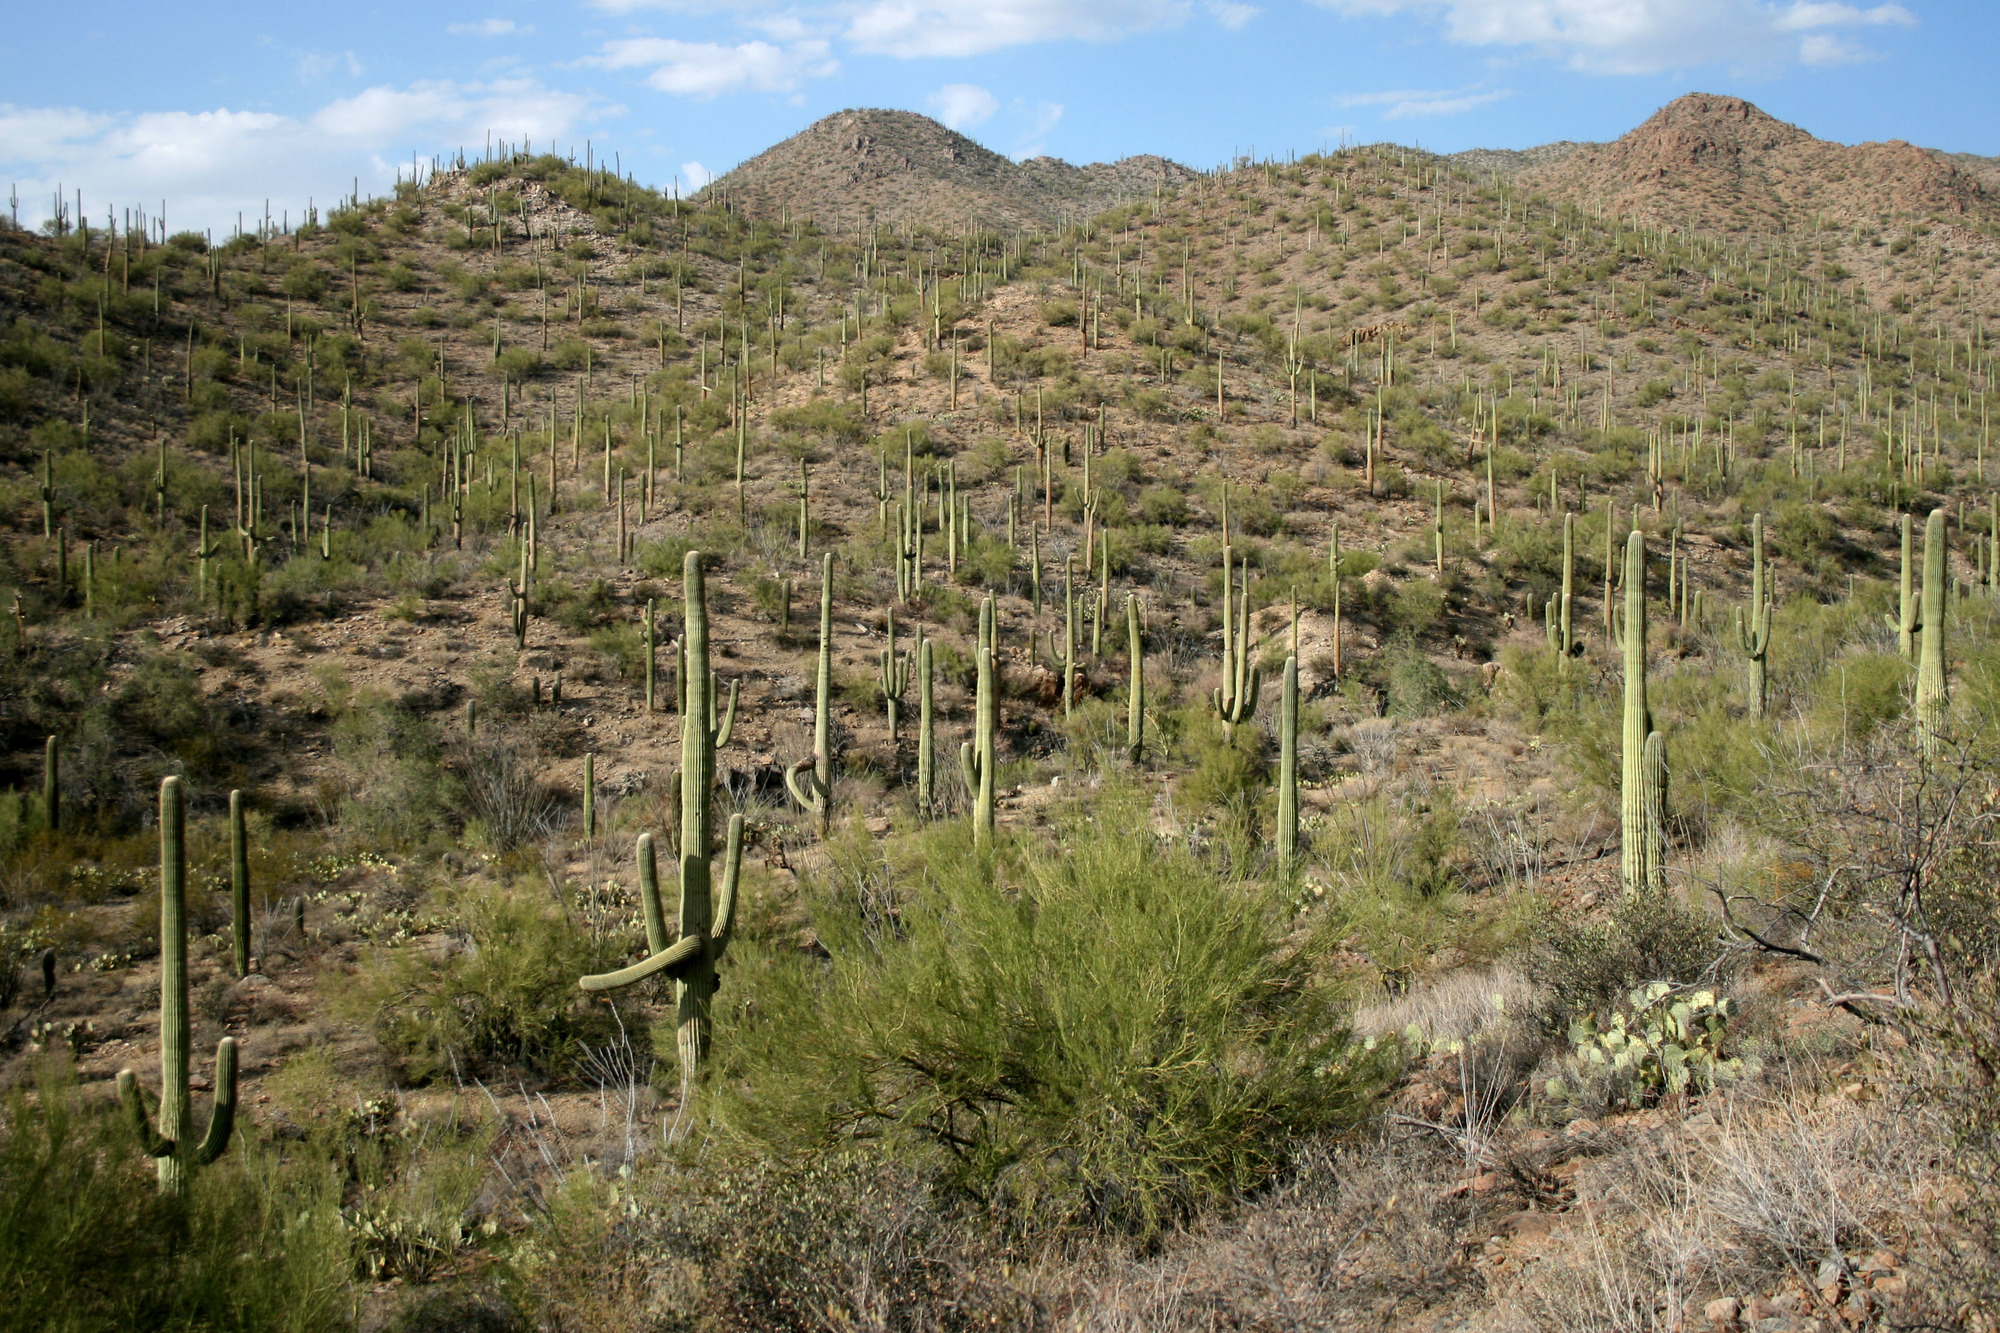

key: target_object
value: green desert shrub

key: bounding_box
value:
[709,796,1386,1236]
[0,1063,352,1333]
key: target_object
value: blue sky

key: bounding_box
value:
[1,0,1992,234]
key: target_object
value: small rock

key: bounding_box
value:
[1498,1210,1553,1239]
[1702,1295,1741,1327]
[1870,1274,1908,1298]
[1861,1250,1903,1276]
[1744,1296,1780,1320]
[1468,1171,1502,1195]
[1564,1118,1600,1138]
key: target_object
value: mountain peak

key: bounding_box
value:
[699,109,1194,229]
[1516,91,1984,230]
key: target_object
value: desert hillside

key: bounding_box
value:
[1,93,1998,1333]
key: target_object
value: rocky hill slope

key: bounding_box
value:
[699,107,1196,229]
[1509,92,1989,231]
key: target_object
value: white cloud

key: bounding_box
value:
[1310,0,1916,75]
[928,83,999,130]
[680,161,716,189]
[1014,100,1064,158]
[1207,1,1260,29]
[448,17,533,35]
[295,50,365,81]
[847,0,1189,58]
[0,79,597,235]
[1333,85,1513,118]
[588,37,837,98]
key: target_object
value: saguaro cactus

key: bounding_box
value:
[1213,546,1261,732]
[668,553,736,1072]
[785,553,834,837]
[879,607,910,741]
[1641,731,1667,895]
[916,634,936,812]
[42,735,58,833]
[1615,530,1661,894]
[1890,513,1916,659]
[118,777,239,1195]
[959,596,997,848]
[578,824,743,1004]
[1915,508,1948,753]
[1277,655,1299,874]
[1126,593,1144,765]
[229,790,250,977]
[1558,511,1574,667]
[1733,513,1773,719]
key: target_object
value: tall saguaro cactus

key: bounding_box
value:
[671,552,736,1073]
[785,553,834,837]
[1126,593,1145,766]
[1890,513,1916,660]
[1733,513,1773,719]
[1277,655,1299,874]
[1616,530,1664,894]
[42,735,58,833]
[119,777,239,1195]
[916,634,935,813]
[577,823,744,1021]
[959,595,997,848]
[1212,546,1261,733]
[1915,507,1948,753]
[879,607,910,741]
[229,790,250,977]
[1558,511,1574,667]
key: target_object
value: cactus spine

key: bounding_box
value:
[229,790,250,977]
[1126,593,1144,765]
[1891,513,1916,659]
[1733,513,1773,719]
[1277,654,1299,874]
[1617,530,1661,894]
[1915,507,1948,753]
[785,553,834,837]
[959,596,997,848]
[118,777,239,1194]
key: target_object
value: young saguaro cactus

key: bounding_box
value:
[1889,513,1916,660]
[1915,507,1948,753]
[119,777,239,1195]
[916,634,935,813]
[785,552,835,838]
[959,595,997,848]
[1558,511,1574,668]
[42,735,58,833]
[1277,655,1299,875]
[229,790,250,977]
[1126,593,1145,766]
[1733,513,1773,719]
[1615,530,1663,895]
